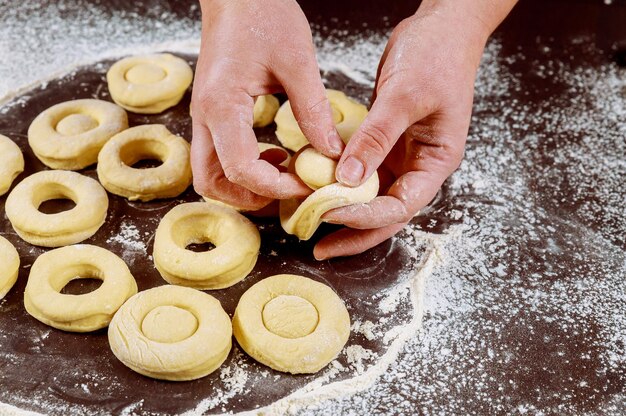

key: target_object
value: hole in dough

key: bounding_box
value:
[37,198,77,214]
[130,158,164,169]
[119,139,168,170]
[55,113,99,136]
[141,305,199,343]
[262,295,319,339]
[185,241,217,253]
[124,63,167,85]
[60,277,103,295]
[259,148,289,172]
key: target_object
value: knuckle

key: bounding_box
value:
[358,123,395,156]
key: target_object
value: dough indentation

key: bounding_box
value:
[55,113,99,136]
[262,295,319,339]
[125,63,167,84]
[142,305,198,343]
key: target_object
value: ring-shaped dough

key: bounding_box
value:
[0,134,24,196]
[280,147,379,241]
[108,285,232,381]
[24,244,137,332]
[153,202,261,289]
[27,99,128,170]
[5,170,109,247]
[97,124,192,201]
[0,236,20,300]
[275,89,368,152]
[233,274,350,374]
[107,53,193,114]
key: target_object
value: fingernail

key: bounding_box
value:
[329,130,344,155]
[338,156,364,186]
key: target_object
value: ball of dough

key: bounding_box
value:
[275,89,368,152]
[5,170,109,247]
[0,236,20,300]
[24,244,137,332]
[97,124,192,201]
[253,95,280,127]
[27,99,128,170]
[107,53,193,114]
[233,274,350,374]
[108,285,232,381]
[153,202,261,289]
[0,134,24,196]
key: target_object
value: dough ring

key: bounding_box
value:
[5,170,109,247]
[0,236,20,300]
[275,89,368,152]
[108,285,232,381]
[153,202,261,289]
[24,244,137,332]
[27,99,128,170]
[233,274,350,374]
[107,53,193,114]
[0,134,24,196]
[280,147,379,241]
[253,95,280,127]
[97,124,192,201]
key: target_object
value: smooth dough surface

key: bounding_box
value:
[275,89,368,152]
[107,53,193,114]
[0,134,24,196]
[27,99,128,170]
[253,95,280,127]
[108,285,232,381]
[153,202,260,289]
[97,124,192,201]
[24,244,137,332]
[0,236,20,300]
[233,274,350,374]
[5,170,109,247]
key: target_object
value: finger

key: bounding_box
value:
[313,222,407,261]
[274,54,344,158]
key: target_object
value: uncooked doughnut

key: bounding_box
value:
[233,274,350,374]
[24,244,137,332]
[97,124,192,201]
[108,285,232,381]
[0,134,24,196]
[274,89,368,152]
[153,202,261,289]
[0,236,20,300]
[5,170,109,247]
[253,95,280,127]
[107,53,193,114]
[27,99,128,170]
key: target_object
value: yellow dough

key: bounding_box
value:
[108,285,232,381]
[253,95,280,127]
[24,244,137,332]
[0,134,24,196]
[153,202,260,289]
[107,53,193,114]
[27,99,128,170]
[274,89,368,152]
[233,274,350,374]
[280,147,379,240]
[5,170,109,247]
[97,124,192,201]
[0,236,20,300]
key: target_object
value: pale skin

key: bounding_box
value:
[192,0,518,260]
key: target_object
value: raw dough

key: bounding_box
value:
[97,124,192,201]
[107,53,193,114]
[274,89,368,152]
[233,274,350,374]
[253,95,280,127]
[5,170,109,247]
[24,244,137,332]
[280,147,379,240]
[0,134,24,196]
[0,236,20,300]
[153,202,261,289]
[27,99,128,170]
[108,285,232,381]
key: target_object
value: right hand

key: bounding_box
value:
[191,0,344,210]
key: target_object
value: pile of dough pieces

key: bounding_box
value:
[0,53,375,382]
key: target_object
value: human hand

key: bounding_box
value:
[191,0,344,210]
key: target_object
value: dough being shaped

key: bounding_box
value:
[280,147,379,240]
[233,274,350,374]
[5,170,109,247]
[0,236,20,300]
[0,134,24,196]
[253,95,280,127]
[107,53,193,114]
[27,99,128,170]
[274,89,368,152]
[97,124,192,201]
[153,202,261,289]
[24,244,137,332]
[108,285,232,381]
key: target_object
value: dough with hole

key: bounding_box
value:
[0,134,24,196]
[0,236,20,300]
